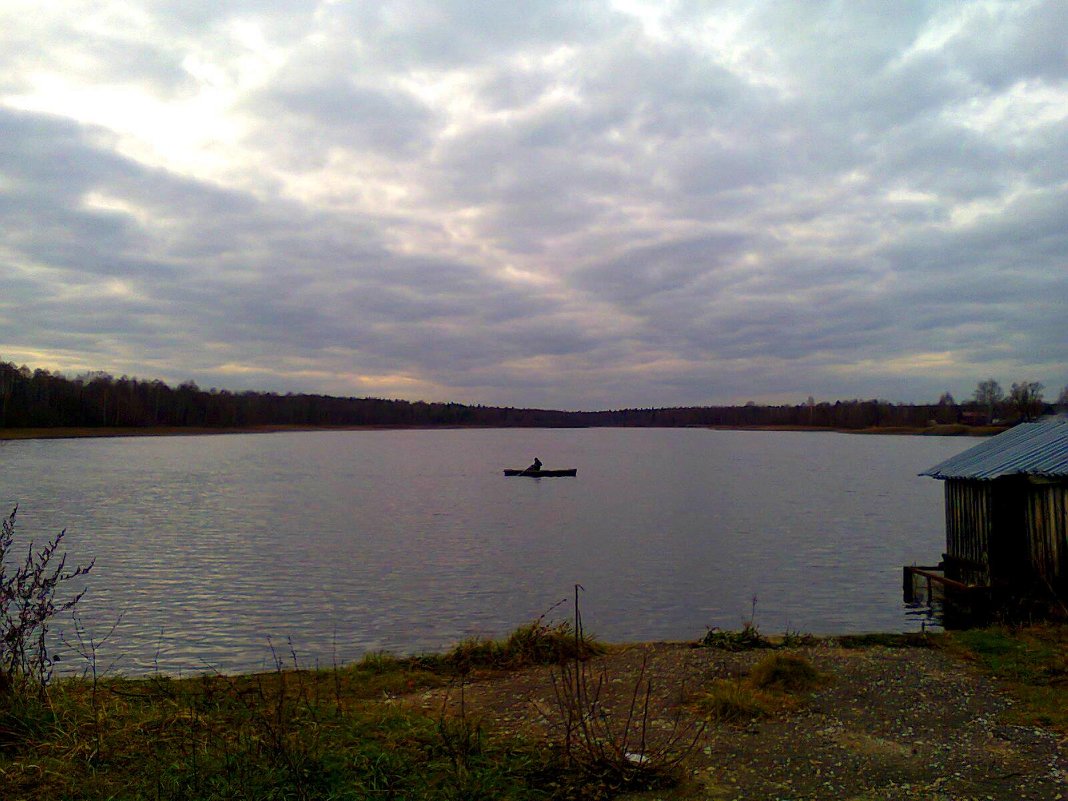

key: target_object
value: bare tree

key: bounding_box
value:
[936,392,957,424]
[972,378,1003,421]
[1009,381,1044,421]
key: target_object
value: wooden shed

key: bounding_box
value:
[921,415,1068,602]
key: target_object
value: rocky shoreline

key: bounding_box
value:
[417,638,1066,800]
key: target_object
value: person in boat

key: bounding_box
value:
[526,457,543,472]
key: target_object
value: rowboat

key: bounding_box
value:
[503,468,577,477]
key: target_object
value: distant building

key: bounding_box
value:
[958,410,987,426]
[921,415,1068,604]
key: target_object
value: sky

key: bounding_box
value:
[1,1,1065,411]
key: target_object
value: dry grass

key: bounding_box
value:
[697,652,823,725]
[698,679,778,723]
[748,653,825,693]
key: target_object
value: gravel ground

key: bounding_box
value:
[408,641,1067,800]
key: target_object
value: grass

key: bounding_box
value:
[700,622,772,651]
[698,652,824,725]
[7,615,1066,800]
[0,620,613,801]
[698,679,777,723]
[443,619,606,671]
[700,602,816,652]
[0,657,542,801]
[945,623,1068,732]
[748,653,824,693]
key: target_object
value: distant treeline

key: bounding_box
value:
[0,359,1055,431]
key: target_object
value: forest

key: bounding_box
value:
[0,359,1058,432]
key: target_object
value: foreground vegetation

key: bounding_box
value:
[945,623,1068,733]
[1,621,1065,800]
[0,555,689,801]
[0,618,715,801]
[4,651,540,800]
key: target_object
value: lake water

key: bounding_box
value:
[1,428,969,675]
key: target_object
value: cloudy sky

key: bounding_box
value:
[1,1,1065,410]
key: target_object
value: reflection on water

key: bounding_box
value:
[903,566,946,631]
[0,429,971,675]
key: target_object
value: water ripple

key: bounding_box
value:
[1,429,971,675]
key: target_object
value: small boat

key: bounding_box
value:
[503,468,577,477]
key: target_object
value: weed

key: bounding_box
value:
[4,596,707,800]
[0,506,93,702]
[702,598,820,652]
[702,597,776,651]
[546,586,703,798]
[701,622,772,651]
[445,610,605,672]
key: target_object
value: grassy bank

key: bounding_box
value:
[944,623,1068,732]
[3,622,1066,800]
[0,621,616,801]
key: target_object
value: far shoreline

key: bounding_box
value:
[0,422,1005,441]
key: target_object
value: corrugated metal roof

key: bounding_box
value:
[921,415,1068,480]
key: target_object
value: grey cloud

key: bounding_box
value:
[2,2,1066,407]
[885,188,1068,276]
[0,27,191,98]
[249,77,439,160]
[742,1,936,93]
[139,0,319,38]
[329,0,617,70]
[0,108,561,387]
[421,39,775,249]
[576,234,752,305]
[939,1,1068,90]
[477,68,561,113]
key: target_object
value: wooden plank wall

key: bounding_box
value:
[944,479,992,584]
[1025,482,1068,595]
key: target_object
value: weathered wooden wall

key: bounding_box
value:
[944,479,992,584]
[944,477,1068,598]
[1024,480,1068,595]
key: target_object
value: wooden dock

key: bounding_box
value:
[903,562,992,627]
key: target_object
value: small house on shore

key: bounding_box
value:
[920,415,1068,604]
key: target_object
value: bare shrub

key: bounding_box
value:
[547,586,703,797]
[0,506,93,700]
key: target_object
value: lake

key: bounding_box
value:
[1,428,970,675]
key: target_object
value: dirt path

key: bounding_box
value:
[408,642,1067,800]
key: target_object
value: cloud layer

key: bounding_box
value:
[2,1,1065,409]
